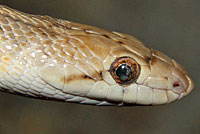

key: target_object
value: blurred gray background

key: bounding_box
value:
[0,0,199,134]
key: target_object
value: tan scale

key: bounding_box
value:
[0,5,194,106]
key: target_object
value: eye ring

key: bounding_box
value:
[109,57,140,85]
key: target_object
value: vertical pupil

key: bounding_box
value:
[116,64,132,81]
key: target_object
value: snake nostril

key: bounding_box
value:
[173,82,180,87]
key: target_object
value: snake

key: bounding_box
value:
[0,5,194,106]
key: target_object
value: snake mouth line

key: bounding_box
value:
[0,5,194,106]
[183,74,194,95]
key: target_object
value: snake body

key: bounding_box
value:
[0,5,194,106]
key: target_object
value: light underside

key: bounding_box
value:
[0,5,194,106]
[0,65,181,105]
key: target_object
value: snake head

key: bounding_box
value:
[101,34,194,105]
[0,5,193,106]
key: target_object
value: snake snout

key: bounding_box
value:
[170,60,194,98]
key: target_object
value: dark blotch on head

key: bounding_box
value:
[145,57,151,63]
[83,75,93,79]
[117,41,123,44]
[103,34,111,39]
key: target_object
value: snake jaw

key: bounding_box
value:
[0,5,194,106]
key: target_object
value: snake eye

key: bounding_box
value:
[110,57,140,85]
[116,64,132,82]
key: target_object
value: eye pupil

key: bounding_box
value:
[116,64,132,82]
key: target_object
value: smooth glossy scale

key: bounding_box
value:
[0,5,194,106]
